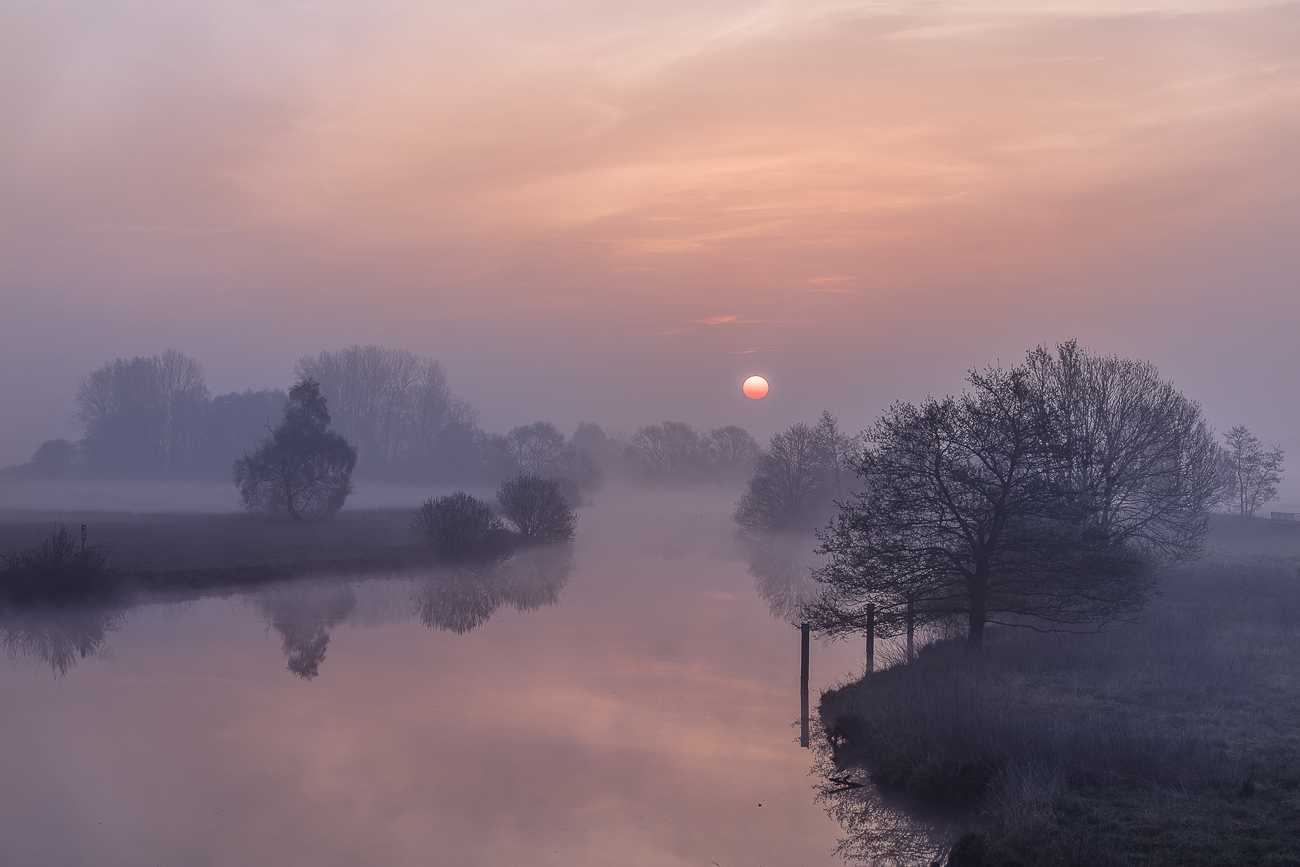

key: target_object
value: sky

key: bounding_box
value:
[2,0,1297,497]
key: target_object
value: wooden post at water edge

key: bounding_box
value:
[865,603,875,674]
[800,623,811,748]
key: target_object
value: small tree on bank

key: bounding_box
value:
[812,343,1222,650]
[412,492,512,560]
[1221,426,1285,519]
[233,379,357,521]
[497,475,577,543]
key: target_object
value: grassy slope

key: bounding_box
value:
[818,519,1300,866]
[0,509,430,592]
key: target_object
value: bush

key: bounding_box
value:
[412,492,512,560]
[497,475,577,543]
[0,525,109,601]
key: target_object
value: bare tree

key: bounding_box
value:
[232,380,357,521]
[626,421,707,482]
[1023,341,1223,561]
[704,425,760,480]
[814,346,1218,650]
[497,475,577,542]
[503,422,568,474]
[296,345,479,478]
[74,349,209,477]
[1221,426,1285,518]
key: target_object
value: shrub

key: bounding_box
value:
[0,525,109,601]
[497,475,577,543]
[412,492,512,560]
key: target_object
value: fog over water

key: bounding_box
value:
[0,490,879,865]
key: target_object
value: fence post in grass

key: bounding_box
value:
[905,597,914,664]
[800,622,811,748]
[865,603,875,674]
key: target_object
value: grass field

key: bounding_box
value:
[818,518,1300,866]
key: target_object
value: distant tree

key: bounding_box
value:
[296,345,480,479]
[812,412,859,498]
[572,422,629,481]
[232,379,357,521]
[195,389,289,479]
[74,349,209,478]
[503,422,568,474]
[2,439,77,480]
[497,475,577,543]
[813,344,1221,650]
[704,425,760,480]
[1221,426,1285,518]
[733,419,844,532]
[411,491,512,560]
[626,421,707,482]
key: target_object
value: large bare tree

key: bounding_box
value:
[812,345,1221,649]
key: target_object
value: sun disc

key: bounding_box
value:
[742,375,769,399]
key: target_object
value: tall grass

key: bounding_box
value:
[0,524,109,601]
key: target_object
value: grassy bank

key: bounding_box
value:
[0,509,435,596]
[818,523,1300,866]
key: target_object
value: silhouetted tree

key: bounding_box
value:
[813,345,1221,650]
[232,379,357,521]
[1221,425,1285,518]
[497,475,577,542]
[411,491,512,560]
[734,417,847,532]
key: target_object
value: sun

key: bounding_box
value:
[742,375,769,399]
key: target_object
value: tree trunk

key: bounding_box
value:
[967,569,987,651]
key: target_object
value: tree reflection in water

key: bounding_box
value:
[413,543,574,634]
[740,532,826,626]
[0,605,128,677]
[260,585,357,679]
[810,727,955,866]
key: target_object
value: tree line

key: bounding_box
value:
[2,344,765,492]
[733,342,1287,650]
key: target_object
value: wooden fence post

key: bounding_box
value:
[865,603,875,674]
[800,623,811,748]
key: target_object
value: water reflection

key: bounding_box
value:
[811,729,954,865]
[741,532,825,625]
[414,543,574,634]
[0,605,128,676]
[260,585,358,679]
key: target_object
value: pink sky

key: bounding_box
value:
[2,0,1297,497]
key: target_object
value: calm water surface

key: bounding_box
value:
[1,492,869,866]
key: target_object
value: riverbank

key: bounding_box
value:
[0,509,437,597]
[818,523,1300,866]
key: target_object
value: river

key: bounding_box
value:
[0,489,872,866]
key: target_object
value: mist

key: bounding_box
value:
[4,1,1300,864]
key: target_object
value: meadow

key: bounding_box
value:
[819,518,1300,866]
